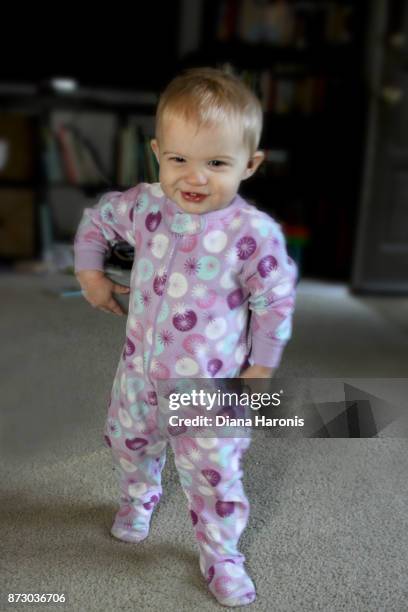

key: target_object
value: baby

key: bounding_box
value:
[74,67,297,607]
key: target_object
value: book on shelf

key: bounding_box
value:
[41,111,116,185]
[237,0,265,44]
[47,111,117,186]
[48,124,110,186]
[68,124,110,184]
[117,118,158,187]
[216,0,240,41]
[117,120,139,187]
[56,124,80,184]
[215,0,355,47]
[42,111,164,189]
[325,3,354,44]
[230,66,328,114]
[41,126,63,183]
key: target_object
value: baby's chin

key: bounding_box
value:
[177,201,228,215]
[177,201,210,214]
[173,194,213,215]
[176,194,232,215]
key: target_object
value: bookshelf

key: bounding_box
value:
[178,0,369,280]
[0,84,159,268]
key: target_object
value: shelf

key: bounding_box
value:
[0,86,158,114]
[0,180,36,188]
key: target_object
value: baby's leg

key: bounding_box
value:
[170,434,256,607]
[104,383,167,542]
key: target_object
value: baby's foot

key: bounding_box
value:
[205,560,256,607]
[110,497,158,543]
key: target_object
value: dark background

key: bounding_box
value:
[0,0,395,284]
[0,6,183,91]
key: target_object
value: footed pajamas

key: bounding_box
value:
[74,182,297,606]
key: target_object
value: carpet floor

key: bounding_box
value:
[1,273,407,611]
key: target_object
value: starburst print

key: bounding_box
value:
[184,257,200,275]
[107,418,120,436]
[203,311,216,324]
[101,203,116,224]
[158,329,174,347]
[175,316,192,331]
[225,247,239,265]
[172,302,189,316]
[236,236,257,259]
[141,290,151,307]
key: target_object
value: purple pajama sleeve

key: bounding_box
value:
[238,220,297,368]
[74,188,138,272]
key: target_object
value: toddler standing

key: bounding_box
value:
[74,67,297,607]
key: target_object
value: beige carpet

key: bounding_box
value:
[1,273,408,611]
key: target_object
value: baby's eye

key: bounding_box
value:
[209,160,227,168]
[170,156,185,163]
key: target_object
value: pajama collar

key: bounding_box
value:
[163,195,243,235]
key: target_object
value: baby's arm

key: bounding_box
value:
[239,217,298,378]
[74,187,140,314]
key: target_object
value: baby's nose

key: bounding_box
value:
[185,170,208,185]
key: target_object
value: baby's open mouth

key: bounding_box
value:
[181,192,207,203]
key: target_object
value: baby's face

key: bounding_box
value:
[151,116,264,215]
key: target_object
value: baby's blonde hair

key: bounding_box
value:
[155,67,263,156]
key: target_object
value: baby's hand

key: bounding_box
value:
[240,364,276,379]
[76,270,130,316]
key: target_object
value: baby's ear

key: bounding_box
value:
[150,139,160,163]
[243,150,265,179]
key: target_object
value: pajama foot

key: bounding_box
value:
[205,560,256,607]
[110,525,149,543]
[110,503,154,543]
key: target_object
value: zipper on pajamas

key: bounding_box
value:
[145,235,181,388]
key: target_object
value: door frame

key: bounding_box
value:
[351,0,408,293]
